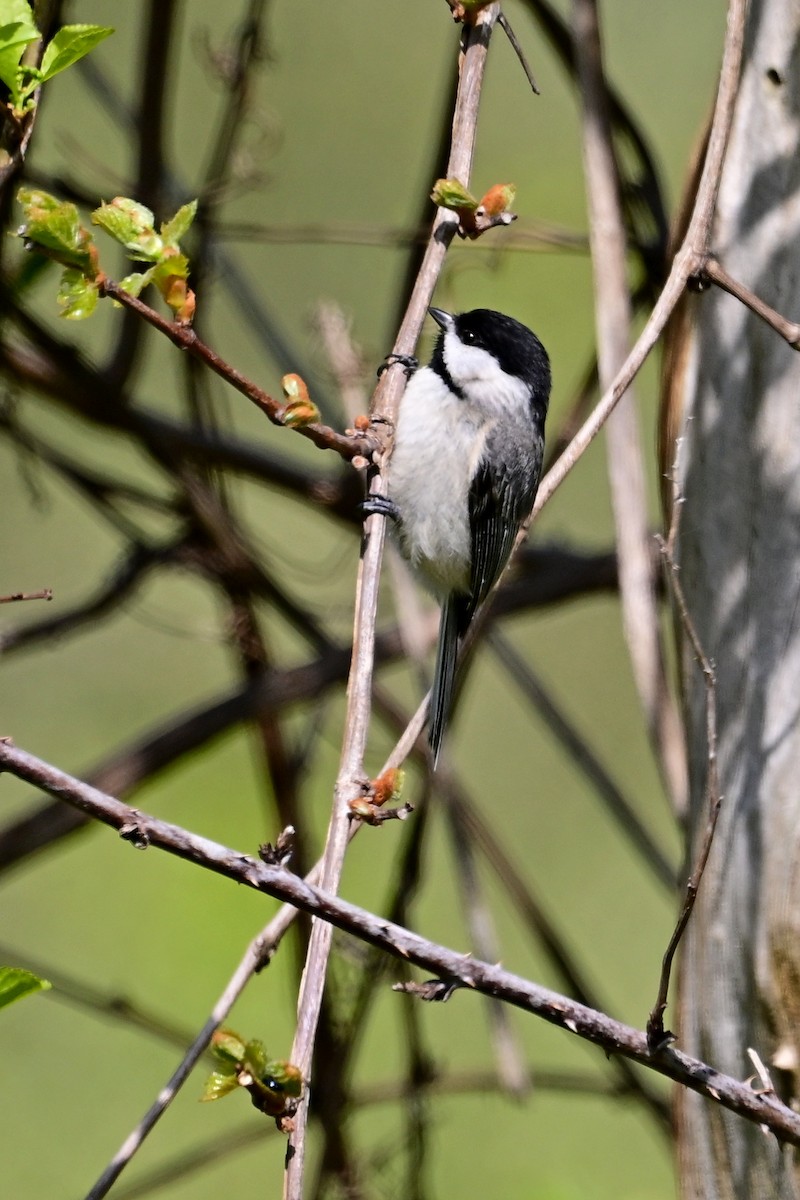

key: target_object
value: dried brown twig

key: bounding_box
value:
[96,277,367,462]
[0,588,52,603]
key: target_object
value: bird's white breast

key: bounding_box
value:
[388,367,489,597]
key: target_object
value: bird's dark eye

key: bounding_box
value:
[462,329,476,345]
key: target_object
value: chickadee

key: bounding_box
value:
[369,307,550,764]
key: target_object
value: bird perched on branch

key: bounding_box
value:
[366,307,550,764]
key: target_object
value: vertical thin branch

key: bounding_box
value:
[105,0,180,388]
[444,807,531,1096]
[647,536,720,1049]
[283,10,501,1195]
[572,0,686,813]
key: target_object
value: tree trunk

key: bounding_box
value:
[675,1,800,1195]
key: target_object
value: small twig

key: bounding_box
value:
[497,11,540,94]
[646,534,720,1051]
[96,277,368,462]
[444,802,531,1096]
[0,588,52,603]
[1,739,798,1146]
[747,1048,776,1098]
[702,256,800,349]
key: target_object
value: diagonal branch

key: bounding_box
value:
[96,277,366,461]
[1,738,799,1149]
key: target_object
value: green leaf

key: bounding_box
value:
[0,966,51,1010]
[57,267,98,319]
[17,186,96,272]
[200,1071,240,1103]
[117,268,154,299]
[39,24,113,82]
[210,1029,246,1066]
[244,1039,268,1077]
[430,177,478,212]
[92,197,162,261]
[160,200,197,248]
[0,18,38,105]
[0,0,39,35]
[149,253,189,285]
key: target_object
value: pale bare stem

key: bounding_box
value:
[3,739,799,1143]
[647,532,720,1051]
[312,300,370,423]
[444,809,531,1097]
[572,0,687,813]
[532,0,747,517]
[84,931,267,1200]
[283,10,501,1194]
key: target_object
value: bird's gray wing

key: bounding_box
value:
[466,436,542,625]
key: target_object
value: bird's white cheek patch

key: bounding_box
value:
[443,335,502,384]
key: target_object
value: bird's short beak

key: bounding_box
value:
[428,307,454,332]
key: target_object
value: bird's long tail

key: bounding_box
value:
[428,596,462,766]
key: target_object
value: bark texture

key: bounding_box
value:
[675,2,800,1196]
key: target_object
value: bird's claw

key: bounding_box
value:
[377,354,418,379]
[359,496,400,522]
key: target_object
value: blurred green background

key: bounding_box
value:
[0,1,725,1197]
